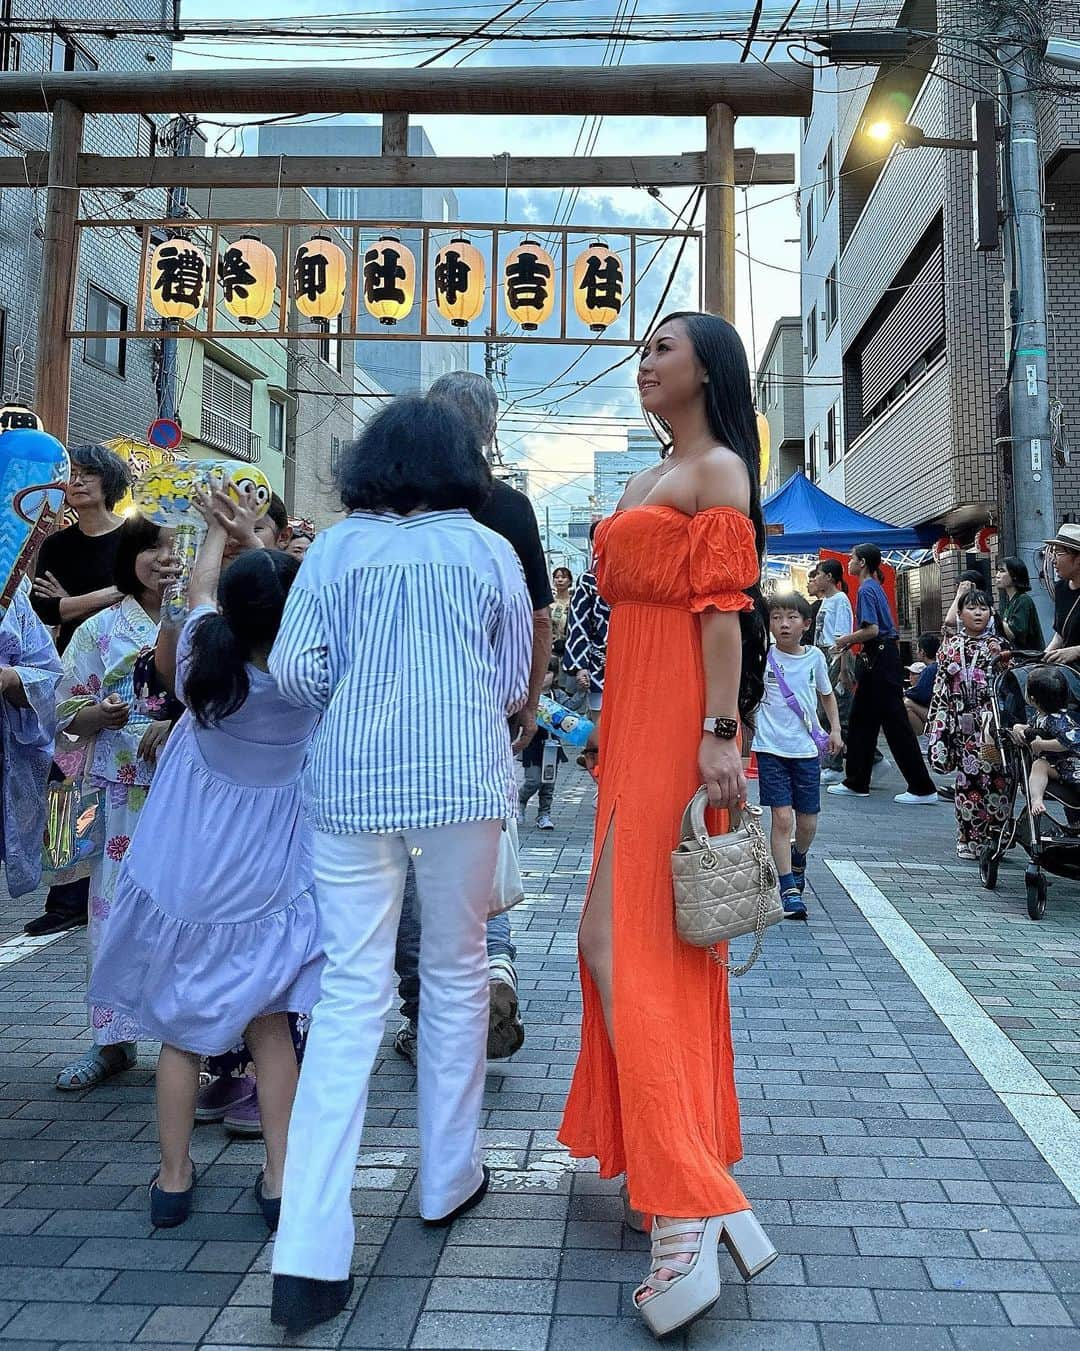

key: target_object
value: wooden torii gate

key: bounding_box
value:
[0,63,812,440]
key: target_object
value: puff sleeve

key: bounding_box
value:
[688,508,758,614]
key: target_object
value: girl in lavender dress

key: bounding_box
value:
[88,498,323,1230]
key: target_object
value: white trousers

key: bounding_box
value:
[271,819,501,1281]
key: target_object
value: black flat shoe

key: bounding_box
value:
[149,1163,196,1229]
[254,1172,280,1233]
[270,1274,353,1335]
[423,1166,490,1228]
[23,911,86,937]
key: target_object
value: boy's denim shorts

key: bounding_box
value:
[756,752,821,815]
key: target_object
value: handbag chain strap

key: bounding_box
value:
[708,815,776,977]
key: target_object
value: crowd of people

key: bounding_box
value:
[4,306,1080,1341]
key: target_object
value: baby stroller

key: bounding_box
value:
[979,653,1080,919]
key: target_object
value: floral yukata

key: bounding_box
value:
[57,596,159,1044]
[927,631,1008,859]
[0,589,61,896]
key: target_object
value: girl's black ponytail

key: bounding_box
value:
[185,612,251,727]
[183,548,300,728]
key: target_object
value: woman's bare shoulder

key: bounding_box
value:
[692,446,751,514]
[617,462,665,510]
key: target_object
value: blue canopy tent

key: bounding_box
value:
[762,471,938,560]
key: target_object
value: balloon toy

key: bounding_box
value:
[0,426,69,613]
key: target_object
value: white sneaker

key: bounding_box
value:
[820,769,844,784]
[536,813,554,830]
[894,791,940,805]
[827,783,870,798]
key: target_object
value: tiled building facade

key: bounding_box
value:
[756,315,805,498]
[800,0,1080,539]
[0,1,174,445]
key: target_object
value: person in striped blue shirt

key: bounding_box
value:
[267,394,533,1335]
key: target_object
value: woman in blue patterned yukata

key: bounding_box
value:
[0,585,62,897]
[53,516,179,1091]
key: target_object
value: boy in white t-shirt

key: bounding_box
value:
[756,593,842,919]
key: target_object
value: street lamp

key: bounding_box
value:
[862,118,977,152]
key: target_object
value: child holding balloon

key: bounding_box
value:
[87,487,323,1230]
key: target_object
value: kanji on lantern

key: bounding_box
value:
[503,239,556,330]
[436,250,470,305]
[363,235,415,325]
[219,247,257,303]
[295,246,329,304]
[573,241,623,332]
[434,237,485,328]
[294,234,347,322]
[149,240,207,321]
[506,251,551,311]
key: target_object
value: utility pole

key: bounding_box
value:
[158,114,195,424]
[483,325,510,467]
[998,29,1055,632]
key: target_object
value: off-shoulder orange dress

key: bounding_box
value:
[558,504,760,1221]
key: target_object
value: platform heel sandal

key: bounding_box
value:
[620,1181,648,1234]
[720,1208,778,1281]
[634,1214,726,1338]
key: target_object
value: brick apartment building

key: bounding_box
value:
[801,0,1080,632]
[0,1,174,445]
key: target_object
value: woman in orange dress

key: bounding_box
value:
[558,311,775,1338]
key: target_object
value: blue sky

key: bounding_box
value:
[177,0,802,528]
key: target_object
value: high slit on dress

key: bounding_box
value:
[558,504,760,1221]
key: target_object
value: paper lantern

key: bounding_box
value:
[756,412,771,486]
[435,236,486,328]
[932,536,956,561]
[0,402,42,433]
[573,240,623,332]
[149,239,207,321]
[504,239,556,331]
[363,234,416,326]
[294,234,347,323]
[219,234,276,326]
[974,526,998,554]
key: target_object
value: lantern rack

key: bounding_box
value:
[70,216,703,348]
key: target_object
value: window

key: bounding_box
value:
[319,314,342,373]
[329,435,343,476]
[827,403,839,467]
[269,399,285,454]
[822,139,835,203]
[84,284,127,377]
[806,306,818,367]
[136,115,156,159]
[51,34,97,72]
[202,359,260,462]
[808,428,821,482]
[825,263,839,331]
[804,194,816,252]
[0,0,19,72]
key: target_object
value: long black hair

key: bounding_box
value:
[853,542,885,582]
[184,549,299,728]
[644,311,768,728]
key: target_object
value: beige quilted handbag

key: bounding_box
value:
[671,788,783,975]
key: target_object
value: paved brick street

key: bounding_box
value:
[2,756,1080,1351]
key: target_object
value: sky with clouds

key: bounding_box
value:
[177,0,803,537]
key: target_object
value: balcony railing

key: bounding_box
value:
[200,409,261,463]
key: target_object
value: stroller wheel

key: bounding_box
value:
[1025,867,1047,920]
[980,846,999,891]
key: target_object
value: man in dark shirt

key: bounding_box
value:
[25,444,132,937]
[1044,524,1080,666]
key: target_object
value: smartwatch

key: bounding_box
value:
[704,716,739,740]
